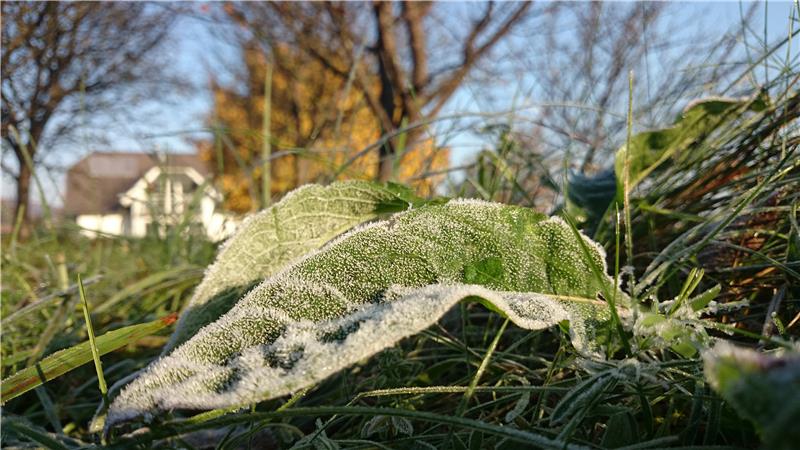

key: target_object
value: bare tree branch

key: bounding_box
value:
[426,2,532,118]
[220,1,533,181]
[1,2,177,229]
[402,2,432,92]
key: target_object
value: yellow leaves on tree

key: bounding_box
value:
[199,42,449,213]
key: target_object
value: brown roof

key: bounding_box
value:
[64,151,210,216]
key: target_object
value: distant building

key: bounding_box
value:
[64,151,235,240]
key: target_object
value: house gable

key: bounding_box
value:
[64,151,211,216]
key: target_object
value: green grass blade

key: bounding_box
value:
[1,313,177,404]
[109,406,588,450]
[2,416,72,450]
[91,266,201,314]
[458,318,509,415]
[78,274,108,399]
[623,70,636,306]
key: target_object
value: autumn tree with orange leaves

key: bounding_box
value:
[196,2,531,212]
[200,39,448,213]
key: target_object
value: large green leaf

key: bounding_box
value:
[107,200,626,427]
[165,181,422,352]
[703,343,800,450]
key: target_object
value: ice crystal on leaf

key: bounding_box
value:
[107,194,626,428]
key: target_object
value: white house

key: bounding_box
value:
[64,152,236,240]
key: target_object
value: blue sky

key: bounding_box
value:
[2,1,797,208]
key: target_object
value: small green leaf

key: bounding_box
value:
[361,415,389,438]
[670,339,698,359]
[689,284,721,312]
[504,379,531,424]
[635,311,707,358]
[703,343,800,450]
[391,416,414,436]
[551,372,617,425]
[1,314,177,403]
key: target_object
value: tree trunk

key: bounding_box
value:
[14,160,32,237]
[373,1,399,183]
[378,143,394,182]
[377,124,426,183]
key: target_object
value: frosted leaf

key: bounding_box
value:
[108,200,625,428]
[703,342,800,450]
[166,181,419,351]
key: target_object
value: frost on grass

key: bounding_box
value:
[703,342,800,450]
[166,181,418,351]
[108,200,624,427]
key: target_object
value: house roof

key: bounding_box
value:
[64,151,211,216]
